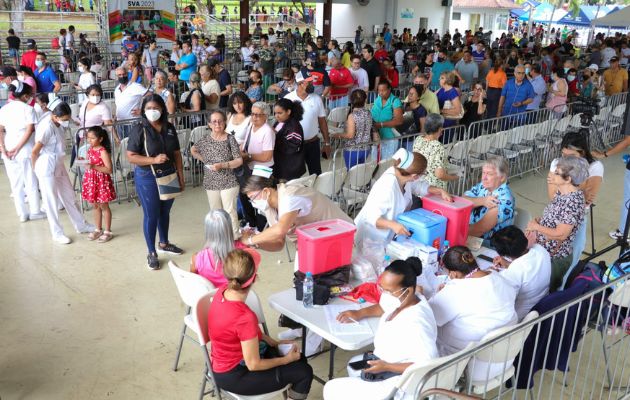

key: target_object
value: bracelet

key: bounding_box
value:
[604,151,608,158]
[324,142,330,146]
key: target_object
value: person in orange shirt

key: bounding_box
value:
[484,58,507,120]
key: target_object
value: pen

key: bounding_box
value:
[348,317,360,324]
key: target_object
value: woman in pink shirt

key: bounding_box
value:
[191,209,261,288]
[17,66,37,106]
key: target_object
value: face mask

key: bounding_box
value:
[525,67,530,75]
[251,198,269,213]
[78,66,85,73]
[118,76,129,85]
[583,75,590,81]
[437,57,445,62]
[59,120,70,128]
[35,60,44,68]
[305,83,315,94]
[17,75,24,82]
[379,288,407,314]
[145,109,161,122]
[564,67,570,73]
[0,82,7,90]
[567,75,576,82]
[89,95,101,104]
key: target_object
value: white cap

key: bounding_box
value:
[588,64,599,71]
[48,94,63,112]
[392,148,413,170]
[252,165,273,179]
[10,80,23,93]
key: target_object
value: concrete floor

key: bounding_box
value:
[0,155,628,400]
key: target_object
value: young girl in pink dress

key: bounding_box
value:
[81,126,117,242]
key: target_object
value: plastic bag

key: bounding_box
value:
[352,239,385,282]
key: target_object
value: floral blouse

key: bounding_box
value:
[536,190,585,259]
[193,134,241,191]
[464,182,515,240]
[413,137,447,190]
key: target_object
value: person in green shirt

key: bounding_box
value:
[371,80,403,159]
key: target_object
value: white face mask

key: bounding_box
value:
[251,197,269,213]
[89,95,101,104]
[17,75,25,82]
[78,66,85,73]
[59,119,70,128]
[379,288,407,315]
[145,109,161,122]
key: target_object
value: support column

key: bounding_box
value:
[323,0,332,41]
[240,0,249,44]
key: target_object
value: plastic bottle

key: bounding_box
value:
[303,272,314,308]
[440,240,450,261]
[622,154,630,165]
[381,255,391,275]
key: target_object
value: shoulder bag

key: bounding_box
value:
[143,126,182,200]
[232,125,253,187]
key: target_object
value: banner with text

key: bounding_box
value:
[108,0,175,45]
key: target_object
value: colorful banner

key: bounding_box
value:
[108,0,175,45]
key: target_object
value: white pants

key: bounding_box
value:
[3,156,41,219]
[206,186,240,237]
[36,159,90,239]
[323,354,403,400]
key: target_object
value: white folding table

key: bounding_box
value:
[268,288,380,383]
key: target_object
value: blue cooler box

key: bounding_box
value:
[396,208,447,249]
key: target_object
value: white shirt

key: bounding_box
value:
[114,82,147,120]
[429,273,517,355]
[354,167,430,245]
[241,46,254,66]
[65,32,74,50]
[283,90,326,140]
[374,298,439,364]
[350,67,369,92]
[34,114,66,177]
[394,49,405,67]
[499,244,551,321]
[201,79,221,110]
[600,47,617,68]
[226,115,251,145]
[143,48,160,68]
[621,47,630,66]
[77,72,96,103]
[170,50,182,63]
[0,100,37,160]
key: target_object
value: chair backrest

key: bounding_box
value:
[395,343,476,398]
[314,168,346,198]
[513,207,531,232]
[245,289,269,335]
[69,103,80,119]
[168,261,216,308]
[373,158,394,181]
[612,104,626,118]
[101,79,116,91]
[609,279,630,307]
[345,161,377,190]
[118,138,133,174]
[327,106,350,124]
[189,125,209,146]
[287,174,317,188]
[472,311,539,365]
[448,140,468,162]
[194,292,213,345]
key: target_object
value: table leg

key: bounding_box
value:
[328,343,337,381]
[301,326,307,357]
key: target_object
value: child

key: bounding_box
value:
[81,126,117,242]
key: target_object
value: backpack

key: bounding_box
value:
[603,249,630,288]
[51,37,60,49]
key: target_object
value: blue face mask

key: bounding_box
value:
[525,67,530,75]
[35,60,44,68]
[564,67,570,73]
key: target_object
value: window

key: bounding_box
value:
[452,12,461,21]
[497,13,508,31]
[419,17,428,30]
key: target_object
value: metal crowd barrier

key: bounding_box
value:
[407,272,630,400]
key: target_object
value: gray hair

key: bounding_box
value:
[484,156,509,178]
[424,113,444,135]
[252,101,270,115]
[154,69,168,81]
[203,209,235,264]
[555,155,589,186]
[189,72,201,88]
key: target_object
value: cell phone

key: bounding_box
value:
[349,359,370,370]
[477,254,494,262]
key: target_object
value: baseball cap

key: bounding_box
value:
[610,56,619,63]
[26,39,36,48]
[588,64,599,71]
[295,70,313,83]
[0,66,17,78]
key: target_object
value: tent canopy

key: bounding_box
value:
[592,6,630,27]
[511,0,539,18]
[557,5,616,26]
[518,2,567,23]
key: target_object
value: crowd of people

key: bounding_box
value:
[2,17,630,399]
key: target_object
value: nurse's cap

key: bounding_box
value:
[392,148,413,170]
[10,80,23,93]
[252,165,273,179]
[48,94,63,113]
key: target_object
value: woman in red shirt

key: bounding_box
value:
[208,250,313,399]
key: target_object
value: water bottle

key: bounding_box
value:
[303,272,314,308]
[622,154,630,165]
[440,240,450,261]
[381,255,391,275]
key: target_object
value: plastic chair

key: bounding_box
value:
[314,168,347,200]
[194,293,291,400]
[287,174,317,188]
[245,289,270,335]
[341,161,377,212]
[100,79,116,91]
[466,311,539,395]
[382,343,476,400]
[600,279,630,391]
[327,106,350,135]
[168,261,216,372]
[373,158,394,181]
[513,207,531,232]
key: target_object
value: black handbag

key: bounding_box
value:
[232,125,252,186]
[293,265,351,305]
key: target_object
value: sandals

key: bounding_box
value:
[87,229,102,241]
[98,231,113,243]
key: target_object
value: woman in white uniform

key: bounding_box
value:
[354,148,452,246]
[0,81,45,222]
[31,98,93,244]
[324,257,438,400]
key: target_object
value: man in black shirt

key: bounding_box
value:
[360,44,381,92]
[209,58,233,108]
[6,29,20,65]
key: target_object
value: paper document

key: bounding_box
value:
[473,247,499,270]
[324,304,373,336]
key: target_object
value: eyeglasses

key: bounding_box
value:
[377,285,406,297]
[248,190,263,201]
[251,113,267,117]
[209,120,224,125]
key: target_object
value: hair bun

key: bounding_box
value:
[405,256,423,277]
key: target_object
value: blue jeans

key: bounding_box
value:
[343,148,369,170]
[134,166,174,254]
[327,95,348,110]
[618,169,630,232]
[380,139,398,160]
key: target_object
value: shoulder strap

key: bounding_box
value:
[244,123,253,153]
[142,126,157,177]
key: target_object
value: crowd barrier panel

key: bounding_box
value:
[405,272,630,400]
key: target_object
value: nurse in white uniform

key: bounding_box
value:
[31,98,93,244]
[0,81,45,222]
[354,148,452,246]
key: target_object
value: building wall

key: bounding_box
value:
[450,8,510,40]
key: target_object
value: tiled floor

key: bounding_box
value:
[0,155,628,400]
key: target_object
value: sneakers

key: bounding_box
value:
[54,235,72,245]
[609,229,630,242]
[19,214,29,223]
[157,242,184,255]
[29,212,47,221]
[147,253,160,270]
